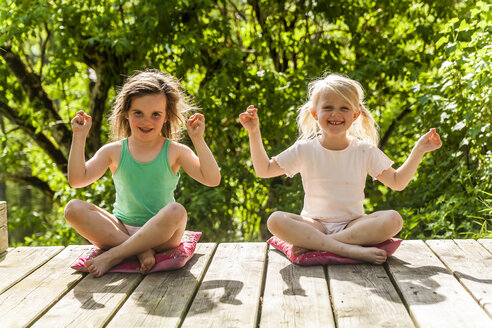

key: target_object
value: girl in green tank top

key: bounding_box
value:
[65,69,221,277]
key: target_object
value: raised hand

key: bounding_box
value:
[71,110,92,136]
[187,113,206,140]
[239,105,260,133]
[416,128,442,154]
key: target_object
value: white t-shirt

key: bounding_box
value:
[273,137,393,223]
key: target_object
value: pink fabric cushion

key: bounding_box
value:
[267,236,402,265]
[71,231,201,273]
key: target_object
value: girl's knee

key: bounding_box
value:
[64,199,87,222]
[163,202,187,223]
[386,210,403,234]
[267,211,285,233]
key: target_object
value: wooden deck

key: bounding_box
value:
[0,240,491,327]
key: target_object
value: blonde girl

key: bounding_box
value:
[65,69,221,276]
[239,74,441,264]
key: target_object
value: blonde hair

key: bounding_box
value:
[109,69,197,141]
[297,74,379,146]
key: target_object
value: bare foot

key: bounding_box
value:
[292,246,311,257]
[355,247,387,264]
[137,249,156,274]
[84,251,124,277]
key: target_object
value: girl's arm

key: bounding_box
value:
[68,111,111,188]
[377,128,442,191]
[177,113,221,187]
[239,105,285,178]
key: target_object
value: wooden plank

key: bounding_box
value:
[106,243,217,328]
[181,243,267,328]
[0,201,7,253]
[0,245,91,328]
[478,239,492,253]
[329,263,415,328]
[32,270,144,328]
[426,239,492,317]
[387,240,492,328]
[260,248,335,327]
[0,246,63,294]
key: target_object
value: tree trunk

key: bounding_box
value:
[0,46,72,157]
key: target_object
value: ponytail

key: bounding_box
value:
[297,101,319,140]
[349,104,379,146]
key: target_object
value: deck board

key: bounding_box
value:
[181,243,267,328]
[479,239,492,253]
[328,263,415,328]
[260,247,334,327]
[33,271,143,327]
[0,240,491,327]
[0,201,7,253]
[0,246,64,294]
[107,243,217,328]
[426,239,492,318]
[0,246,90,328]
[386,240,492,328]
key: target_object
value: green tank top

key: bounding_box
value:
[113,138,179,226]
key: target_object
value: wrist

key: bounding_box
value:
[72,133,87,145]
[72,132,88,142]
[248,128,261,138]
[190,134,205,144]
[412,144,427,157]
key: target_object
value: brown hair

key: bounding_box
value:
[109,69,197,141]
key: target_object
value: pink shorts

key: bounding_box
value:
[123,223,141,236]
[312,219,350,235]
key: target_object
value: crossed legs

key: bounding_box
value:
[267,210,402,264]
[64,199,187,277]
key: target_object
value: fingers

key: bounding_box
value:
[189,113,204,121]
[239,112,251,122]
[429,128,442,145]
[246,105,257,115]
[432,131,442,147]
[73,111,91,125]
[75,110,91,119]
[420,128,442,152]
[239,105,258,121]
[188,113,205,129]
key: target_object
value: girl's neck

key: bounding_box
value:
[318,133,351,150]
[127,135,166,154]
[127,135,166,163]
[128,135,165,148]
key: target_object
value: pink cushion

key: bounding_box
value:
[71,231,201,273]
[267,236,402,265]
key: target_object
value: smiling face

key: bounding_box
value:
[311,89,360,138]
[126,93,167,141]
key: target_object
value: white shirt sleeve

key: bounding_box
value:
[367,146,394,179]
[273,141,302,178]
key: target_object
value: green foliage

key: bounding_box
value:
[0,0,490,246]
[382,1,492,239]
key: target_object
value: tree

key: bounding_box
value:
[0,0,489,245]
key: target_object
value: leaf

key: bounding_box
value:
[436,36,449,49]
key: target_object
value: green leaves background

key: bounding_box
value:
[0,0,490,245]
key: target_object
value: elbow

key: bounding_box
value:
[255,166,272,179]
[211,177,221,187]
[68,180,82,188]
[255,170,269,179]
[389,172,407,191]
[390,183,406,191]
[67,178,77,188]
[68,177,85,189]
[206,174,221,187]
